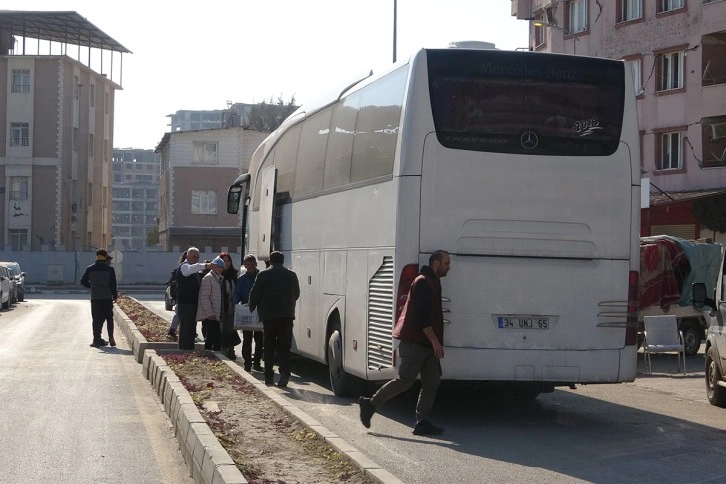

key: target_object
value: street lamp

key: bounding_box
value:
[392,0,397,63]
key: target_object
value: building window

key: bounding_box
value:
[191,190,217,214]
[104,140,108,161]
[9,229,27,251]
[9,177,28,200]
[193,142,218,164]
[659,51,684,91]
[628,58,643,95]
[10,123,29,146]
[618,0,642,22]
[90,84,95,107]
[11,69,30,93]
[104,92,109,114]
[658,0,684,13]
[88,182,93,206]
[89,133,94,156]
[659,132,683,170]
[567,0,588,33]
[73,127,79,151]
[74,76,80,99]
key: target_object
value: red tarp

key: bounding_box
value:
[639,238,691,312]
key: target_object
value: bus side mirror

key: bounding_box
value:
[227,186,242,214]
[692,282,714,310]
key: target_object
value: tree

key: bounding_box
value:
[145,228,160,246]
[693,194,726,237]
[246,95,297,132]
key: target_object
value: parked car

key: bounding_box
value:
[0,262,25,301]
[1,266,17,305]
[0,266,11,309]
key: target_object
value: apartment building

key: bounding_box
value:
[0,11,129,250]
[512,0,726,239]
[111,148,160,250]
[155,127,268,252]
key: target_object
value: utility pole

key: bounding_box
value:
[393,0,397,63]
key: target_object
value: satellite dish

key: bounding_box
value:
[109,250,123,264]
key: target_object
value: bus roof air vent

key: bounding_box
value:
[448,41,497,50]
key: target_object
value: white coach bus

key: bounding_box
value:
[228,48,641,398]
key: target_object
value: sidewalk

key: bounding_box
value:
[26,284,165,295]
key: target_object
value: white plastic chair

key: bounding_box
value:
[643,315,685,375]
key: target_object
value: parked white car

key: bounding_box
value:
[0,266,11,309]
[0,262,24,301]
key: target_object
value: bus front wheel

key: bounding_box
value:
[327,323,365,398]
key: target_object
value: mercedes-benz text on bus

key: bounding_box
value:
[228,48,641,398]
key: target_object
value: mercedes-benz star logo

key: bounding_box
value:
[520,131,539,150]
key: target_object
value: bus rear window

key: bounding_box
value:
[427,50,625,156]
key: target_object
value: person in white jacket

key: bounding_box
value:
[196,256,225,350]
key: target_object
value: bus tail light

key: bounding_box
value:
[626,270,639,346]
[396,264,419,323]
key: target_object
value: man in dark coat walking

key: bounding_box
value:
[81,249,118,347]
[248,251,300,387]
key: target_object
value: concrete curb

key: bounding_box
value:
[115,301,402,484]
[113,303,205,363]
[145,350,247,484]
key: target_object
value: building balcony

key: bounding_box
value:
[701,83,726,119]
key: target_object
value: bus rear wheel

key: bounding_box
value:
[327,322,365,398]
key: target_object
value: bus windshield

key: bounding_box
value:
[427,49,625,156]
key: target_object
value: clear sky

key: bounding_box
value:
[20,1,528,150]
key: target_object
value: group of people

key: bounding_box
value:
[167,247,300,387]
[82,244,452,436]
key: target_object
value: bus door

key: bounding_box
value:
[257,166,277,261]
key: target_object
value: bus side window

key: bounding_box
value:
[273,125,300,203]
[324,94,358,189]
[295,109,331,197]
[351,67,407,183]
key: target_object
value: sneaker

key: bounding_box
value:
[109,337,116,347]
[226,351,237,361]
[412,420,444,436]
[359,397,376,429]
[264,377,274,386]
[243,363,252,372]
[98,339,108,347]
[90,341,101,347]
[277,374,290,388]
[167,330,177,341]
[253,364,264,372]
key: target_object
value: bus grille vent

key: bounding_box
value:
[368,256,394,370]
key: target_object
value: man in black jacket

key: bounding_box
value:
[81,249,119,347]
[248,251,300,387]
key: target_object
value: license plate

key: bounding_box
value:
[498,316,550,329]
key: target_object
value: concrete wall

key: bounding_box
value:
[0,249,241,285]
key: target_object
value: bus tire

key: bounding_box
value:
[681,322,701,356]
[327,322,365,398]
[706,347,726,407]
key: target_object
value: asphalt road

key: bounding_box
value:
[134,294,726,483]
[0,295,193,484]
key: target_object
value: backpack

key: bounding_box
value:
[168,267,179,300]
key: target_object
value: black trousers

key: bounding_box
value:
[203,319,221,351]
[263,318,293,378]
[242,330,264,365]
[177,303,198,350]
[91,299,113,342]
